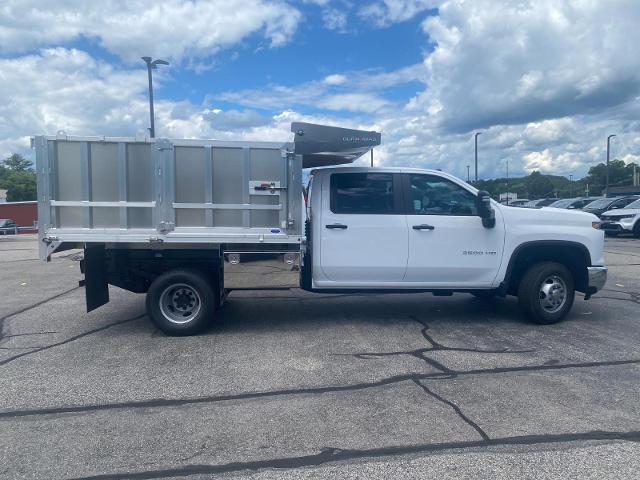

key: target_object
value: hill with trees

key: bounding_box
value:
[474,159,639,200]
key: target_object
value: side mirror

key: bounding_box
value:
[476,191,495,228]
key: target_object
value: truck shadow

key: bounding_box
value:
[208,291,532,337]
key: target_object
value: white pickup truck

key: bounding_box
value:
[34,123,607,335]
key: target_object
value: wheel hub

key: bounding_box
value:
[159,283,201,324]
[538,275,567,314]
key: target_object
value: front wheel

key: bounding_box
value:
[633,222,640,238]
[146,269,216,336]
[518,262,575,325]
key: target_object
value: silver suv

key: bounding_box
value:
[600,198,640,237]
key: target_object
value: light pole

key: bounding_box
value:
[467,165,470,182]
[605,134,616,196]
[142,57,169,138]
[474,132,482,183]
[569,174,573,197]
[505,158,509,205]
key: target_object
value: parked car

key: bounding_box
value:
[0,219,17,235]
[599,197,640,237]
[503,199,530,207]
[548,197,602,210]
[524,198,556,208]
[583,195,640,218]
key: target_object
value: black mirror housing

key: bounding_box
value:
[476,191,496,228]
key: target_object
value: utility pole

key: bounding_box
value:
[370,149,373,168]
[142,57,169,138]
[466,165,470,182]
[605,134,616,196]
[474,132,482,183]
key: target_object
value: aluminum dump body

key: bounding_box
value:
[34,123,380,260]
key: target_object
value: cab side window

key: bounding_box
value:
[408,174,477,216]
[330,173,396,214]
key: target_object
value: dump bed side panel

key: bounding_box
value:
[35,136,302,259]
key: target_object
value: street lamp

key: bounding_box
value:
[474,132,482,182]
[569,174,573,197]
[142,57,169,138]
[467,165,470,182]
[605,134,616,196]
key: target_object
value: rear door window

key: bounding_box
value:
[330,173,400,214]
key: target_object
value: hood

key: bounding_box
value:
[499,204,598,226]
[601,208,640,217]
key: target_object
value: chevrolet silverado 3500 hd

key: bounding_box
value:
[34,123,607,335]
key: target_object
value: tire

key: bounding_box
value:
[518,262,575,325]
[145,269,216,336]
[633,222,640,238]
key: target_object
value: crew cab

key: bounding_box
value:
[34,123,607,335]
[599,197,640,237]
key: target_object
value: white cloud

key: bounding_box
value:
[359,0,435,27]
[318,93,390,113]
[0,0,301,63]
[412,0,640,133]
[0,48,149,157]
[322,8,348,31]
[323,74,348,86]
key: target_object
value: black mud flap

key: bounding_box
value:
[82,244,109,312]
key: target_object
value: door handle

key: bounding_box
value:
[326,223,348,230]
[413,224,435,230]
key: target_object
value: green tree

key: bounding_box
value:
[3,153,33,171]
[0,153,37,201]
[524,171,554,198]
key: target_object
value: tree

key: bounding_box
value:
[524,171,554,198]
[3,153,33,171]
[0,153,37,201]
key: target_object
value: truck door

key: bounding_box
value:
[318,172,408,284]
[403,173,505,287]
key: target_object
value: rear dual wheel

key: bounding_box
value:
[146,269,217,336]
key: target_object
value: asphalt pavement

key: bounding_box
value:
[0,234,639,479]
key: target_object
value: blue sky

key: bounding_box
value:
[0,0,639,180]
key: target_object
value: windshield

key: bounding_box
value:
[584,198,612,209]
[625,198,640,209]
[548,199,573,208]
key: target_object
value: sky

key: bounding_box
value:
[0,0,639,180]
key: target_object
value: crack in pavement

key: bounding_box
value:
[0,286,81,343]
[64,430,640,480]
[344,315,534,376]
[1,357,638,420]
[412,379,490,441]
[0,313,146,367]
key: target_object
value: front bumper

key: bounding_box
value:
[586,266,607,297]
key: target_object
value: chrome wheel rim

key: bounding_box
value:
[159,283,201,324]
[538,275,567,314]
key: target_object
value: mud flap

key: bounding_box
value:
[81,244,109,312]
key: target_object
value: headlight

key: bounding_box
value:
[617,215,636,220]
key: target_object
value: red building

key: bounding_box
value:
[0,201,38,233]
